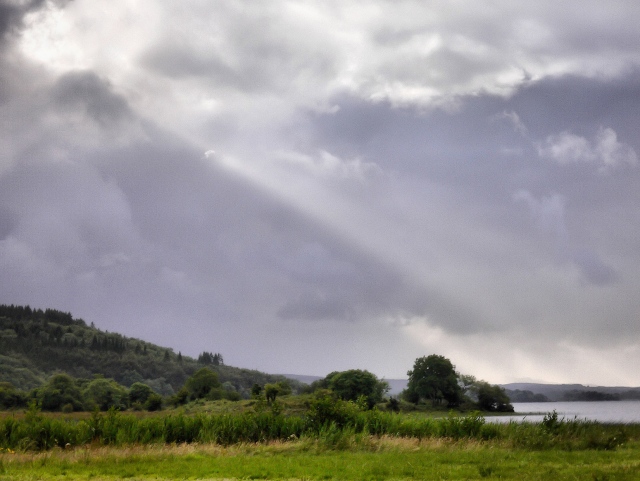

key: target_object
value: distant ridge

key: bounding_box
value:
[502,383,640,402]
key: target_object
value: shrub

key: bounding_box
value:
[185,368,220,399]
[83,378,128,411]
[129,382,153,405]
[145,393,163,411]
[0,385,28,409]
[37,374,85,412]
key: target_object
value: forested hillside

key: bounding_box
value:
[0,304,300,397]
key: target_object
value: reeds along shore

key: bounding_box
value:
[0,405,637,452]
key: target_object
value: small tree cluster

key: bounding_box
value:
[197,351,224,366]
[171,367,242,405]
[403,354,513,412]
[308,370,388,409]
[9,374,165,412]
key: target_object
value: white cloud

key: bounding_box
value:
[274,150,382,181]
[493,110,528,136]
[538,127,638,170]
[595,127,638,168]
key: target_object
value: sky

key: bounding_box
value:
[2,1,640,386]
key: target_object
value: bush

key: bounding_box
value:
[145,393,163,411]
[305,392,364,431]
[36,374,85,412]
[83,378,128,411]
[169,387,189,407]
[0,384,28,409]
[224,391,241,401]
[129,382,153,405]
[185,368,220,399]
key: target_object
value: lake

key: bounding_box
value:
[487,401,640,423]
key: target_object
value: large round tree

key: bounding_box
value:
[326,369,389,408]
[406,355,462,407]
[185,367,220,399]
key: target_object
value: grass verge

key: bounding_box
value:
[1,437,640,480]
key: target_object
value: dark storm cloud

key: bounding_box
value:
[52,71,132,125]
[508,71,640,142]
[0,207,16,239]
[276,241,426,322]
[572,250,618,286]
[0,0,44,42]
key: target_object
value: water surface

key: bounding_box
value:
[488,400,640,423]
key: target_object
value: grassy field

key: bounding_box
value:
[1,437,640,480]
[2,401,640,480]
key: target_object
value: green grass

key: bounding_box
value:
[2,405,640,479]
[1,438,640,480]
[2,404,639,451]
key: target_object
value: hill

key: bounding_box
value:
[502,382,640,402]
[0,304,303,397]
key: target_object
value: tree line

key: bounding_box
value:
[0,305,513,413]
[0,366,259,412]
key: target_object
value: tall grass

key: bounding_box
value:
[1,404,638,452]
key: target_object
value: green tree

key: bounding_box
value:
[264,383,280,403]
[145,392,163,411]
[37,373,85,412]
[185,367,220,399]
[129,382,153,405]
[325,369,389,408]
[406,355,462,407]
[83,378,128,411]
[251,383,263,397]
[275,380,292,396]
[476,382,514,412]
[0,382,28,409]
[170,387,189,407]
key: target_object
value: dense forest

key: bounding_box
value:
[0,304,301,400]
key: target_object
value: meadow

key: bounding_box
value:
[1,403,640,480]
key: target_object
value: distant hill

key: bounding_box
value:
[502,382,640,402]
[0,304,302,397]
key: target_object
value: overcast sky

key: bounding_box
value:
[2,1,640,385]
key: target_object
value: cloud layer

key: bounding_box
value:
[2,0,640,384]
